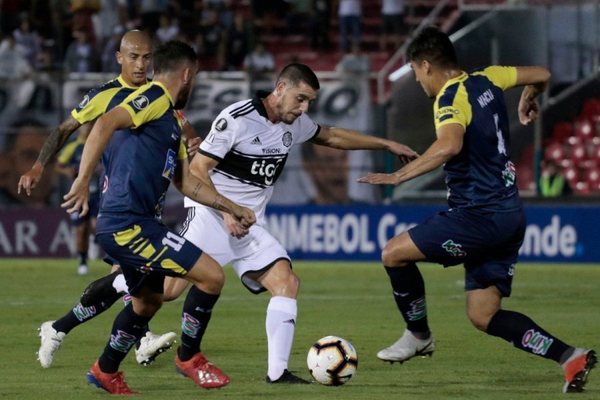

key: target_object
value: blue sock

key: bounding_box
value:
[98,303,152,373]
[178,286,219,361]
[487,309,571,363]
[384,263,430,335]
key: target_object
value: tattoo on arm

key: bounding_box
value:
[191,182,204,198]
[37,118,80,166]
[211,194,225,211]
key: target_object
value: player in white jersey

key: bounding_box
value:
[181,63,417,383]
[82,63,418,383]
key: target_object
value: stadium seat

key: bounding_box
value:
[544,141,565,162]
[574,117,594,141]
[562,166,580,187]
[573,180,591,195]
[583,167,600,192]
[568,143,588,165]
[581,97,600,118]
[516,165,534,191]
[566,135,582,146]
[551,122,573,142]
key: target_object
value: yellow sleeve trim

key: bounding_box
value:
[120,86,171,128]
[71,87,121,125]
[473,66,517,91]
[177,140,187,160]
[434,84,471,130]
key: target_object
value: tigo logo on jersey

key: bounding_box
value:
[251,159,283,185]
[132,95,149,111]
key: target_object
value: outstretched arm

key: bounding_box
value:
[18,115,81,196]
[62,107,132,215]
[358,123,464,185]
[312,126,418,163]
[515,66,551,126]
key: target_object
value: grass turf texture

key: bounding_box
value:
[1,259,598,399]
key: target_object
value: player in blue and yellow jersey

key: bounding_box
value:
[359,27,595,393]
[18,30,152,196]
[55,124,100,276]
[61,40,256,395]
[21,31,179,370]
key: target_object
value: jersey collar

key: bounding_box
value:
[117,75,145,89]
[151,81,174,106]
[252,90,270,119]
[438,71,467,96]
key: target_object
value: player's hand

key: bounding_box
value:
[17,164,44,196]
[186,137,202,158]
[61,176,90,216]
[518,95,539,126]
[223,212,250,239]
[357,172,400,186]
[387,142,419,164]
[230,205,256,231]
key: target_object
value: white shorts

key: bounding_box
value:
[180,206,290,293]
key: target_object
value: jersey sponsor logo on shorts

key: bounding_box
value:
[502,160,516,187]
[251,136,262,145]
[131,95,149,111]
[282,131,292,147]
[442,239,467,257]
[102,175,109,193]
[78,95,90,109]
[215,118,228,131]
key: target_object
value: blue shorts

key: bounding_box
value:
[70,192,100,225]
[96,217,202,296]
[408,207,526,297]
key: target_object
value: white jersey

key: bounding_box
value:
[184,94,320,222]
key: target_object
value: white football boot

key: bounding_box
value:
[38,321,66,368]
[377,329,435,363]
[135,331,177,366]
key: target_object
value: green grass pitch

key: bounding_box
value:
[1,259,598,399]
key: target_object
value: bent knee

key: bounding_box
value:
[267,270,300,298]
[134,299,163,317]
[467,311,493,332]
[200,269,225,293]
[381,244,411,267]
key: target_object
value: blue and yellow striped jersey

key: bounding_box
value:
[97,82,187,232]
[71,75,141,124]
[433,66,521,212]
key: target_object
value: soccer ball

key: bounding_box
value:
[306,336,358,386]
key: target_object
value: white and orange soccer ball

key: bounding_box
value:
[306,336,358,386]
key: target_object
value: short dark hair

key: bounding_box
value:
[153,40,197,74]
[406,26,458,68]
[277,63,320,90]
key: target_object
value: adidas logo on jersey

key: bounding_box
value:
[251,136,262,145]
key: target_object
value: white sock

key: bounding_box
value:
[266,296,297,380]
[112,273,129,294]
